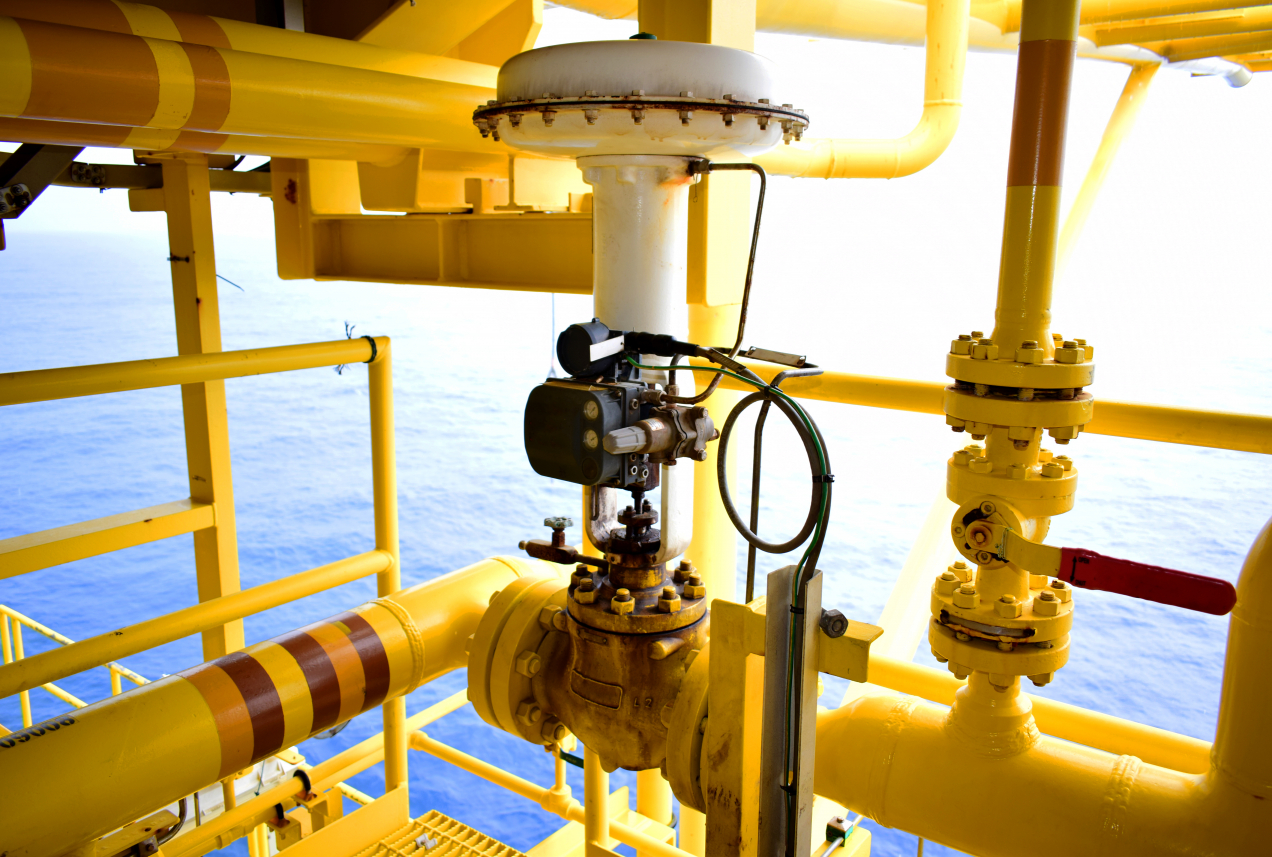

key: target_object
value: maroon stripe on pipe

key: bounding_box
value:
[331,611,391,711]
[218,651,286,763]
[1006,39,1076,188]
[274,630,343,734]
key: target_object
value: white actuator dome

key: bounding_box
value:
[472,40,808,158]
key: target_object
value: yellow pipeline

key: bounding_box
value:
[754,0,971,179]
[0,13,494,153]
[710,360,1272,455]
[815,515,1272,855]
[0,556,561,857]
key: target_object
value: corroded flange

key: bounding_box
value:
[568,571,707,634]
[664,645,710,812]
[930,619,1070,684]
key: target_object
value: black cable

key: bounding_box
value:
[665,161,767,405]
[745,368,825,604]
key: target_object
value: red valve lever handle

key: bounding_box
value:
[1057,548,1237,616]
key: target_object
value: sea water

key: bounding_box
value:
[2,8,1270,856]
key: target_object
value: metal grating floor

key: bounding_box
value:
[354,810,527,857]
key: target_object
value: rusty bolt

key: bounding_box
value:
[976,550,995,565]
[658,586,682,613]
[570,565,593,589]
[674,559,694,583]
[1050,579,1072,603]
[574,579,597,604]
[1021,340,1039,349]
[515,650,543,677]
[517,700,543,726]
[683,574,706,599]
[995,594,1022,619]
[953,583,977,609]
[971,331,985,339]
[611,588,635,615]
[819,608,849,638]
[979,501,997,516]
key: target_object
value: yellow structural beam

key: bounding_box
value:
[0,499,214,580]
[270,159,592,290]
[1087,6,1272,44]
[712,361,1272,455]
[0,550,391,699]
[754,0,971,179]
[162,153,243,661]
[1057,62,1159,280]
[1143,26,1272,58]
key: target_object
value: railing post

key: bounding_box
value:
[160,153,245,660]
[368,341,407,795]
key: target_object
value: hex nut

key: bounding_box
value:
[988,673,1015,690]
[517,700,543,726]
[1029,672,1054,687]
[1055,454,1073,472]
[574,581,597,604]
[1050,579,1073,603]
[683,574,706,599]
[953,584,977,609]
[971,341,1000,361]
[949,662,971,680]
[1041,462,1064,479]
[515,650,543,677]
[1015,342,1044,364]
[674,559,695,583]
[819,608,849,639]
[953,448,976,466]
[977,550,996,565]
[949,560,971,581]
[611,588,635,615]
[1008,425,1035,441]
[951,336,973,355]
[936,571,961,597]
[1009,463,1028,480]
[658,586,682,613]
[971,331,985,339]
[1055,342,1085,364]
[539,605,564,630]
[979,501,997,516]
[1034,590,1061,616]
[541,719,570,744]
[995,595,1023,619]
[968,457,993,474]
[1048,425,1080,442]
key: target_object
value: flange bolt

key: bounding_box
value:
[611,588,635,615]
[683,574,706,599]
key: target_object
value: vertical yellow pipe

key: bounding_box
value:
[636,769,673,856]
[11,617,32,727]
[161,153,245,661]
[110,667,123,697]
[990,0,1081,359]
[368,343,407,795]
[584,746,611,849]
[1056,62,1158,281]
[679,806,707,856]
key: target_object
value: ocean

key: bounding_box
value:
[2,7,1270,856]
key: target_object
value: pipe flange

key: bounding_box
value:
[469,574,570,745]
[944,386,1093,430]
[947,452,1077,518]
[567,574,707,634]
[946,352,1095,389]
[664,645,710,812]
[929,619,1070,681]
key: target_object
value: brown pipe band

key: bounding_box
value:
[1006,39,1075,188]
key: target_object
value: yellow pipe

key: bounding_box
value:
[0,555,559,857]
[754,0,970,179]
[0,15,494,152]
[1088,7,1272,45]
[0,337,382,407]
[0,550,390,699]
[865,653,1211,774]
[712,360,1272,455]
[817,516,1272,854]
[1146,28,1272,60]
[1057,62,1159,281]
[585,746,611,850]
[636,768,674,856]
[409,731,691,857]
